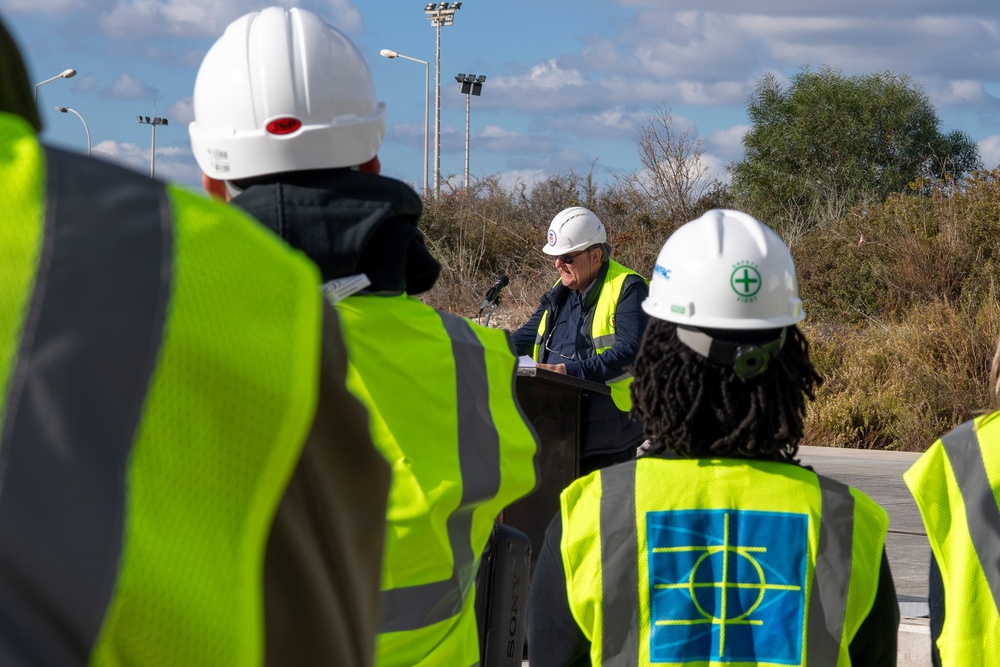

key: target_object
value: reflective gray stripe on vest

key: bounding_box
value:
[0,148,171,665]
[597,463,854,667]
[593,333,617,349]
[379,312,502,634]
[599,461,639,667]
[942,419,1000,616]
[806,473,855,666]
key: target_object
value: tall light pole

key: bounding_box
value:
[381,49,429,196]
[34,69,76,105]
[137,115,168,178]
[455,73,485,192]
[424,2,461,199]
[55,106,90,157]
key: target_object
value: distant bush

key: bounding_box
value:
[796,170,1000,324]
[804,295,1000,451]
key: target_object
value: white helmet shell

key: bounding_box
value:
[643,209,805,329]
[543,206,607,255]
[189,7,386,180]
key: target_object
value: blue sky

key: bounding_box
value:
[4,0,1000,196]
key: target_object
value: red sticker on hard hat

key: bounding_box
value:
[266,117,302,135]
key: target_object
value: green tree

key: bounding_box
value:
[730,66,981,241]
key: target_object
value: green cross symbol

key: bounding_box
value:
[731,266,761,296]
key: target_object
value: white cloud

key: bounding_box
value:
[107,72,155,99]
[494,168,549,193]
[925,80,995,109]
[672,80,747,106]
[98,0,363,40]
[167,95,193,126]
[0,0,88,11]
[707,124,748,157]
[91,138,200,184]
[100,0,265,39]
[978,135,1000,171]
[71,74,99,94]
[92,139,149,169]
[478,125,557,154]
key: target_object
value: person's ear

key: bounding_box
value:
[359,155,381,175]
[202,173,229,201]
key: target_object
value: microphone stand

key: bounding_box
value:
[483,294,502,327]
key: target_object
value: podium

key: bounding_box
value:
[503,366,610,570]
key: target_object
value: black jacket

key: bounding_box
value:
[231,168,440,295]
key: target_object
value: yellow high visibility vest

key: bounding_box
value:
[0,113,321,665]
[335,294,539,667]
[904,412,1000,665]
[560,457,888,667]
[531,260,646,411]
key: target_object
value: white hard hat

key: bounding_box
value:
[643,209,804,329]
[189,7,386,180]
[543,206,607,255]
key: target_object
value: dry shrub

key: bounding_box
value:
[797,170,1000,324]
[804,295,1000,450]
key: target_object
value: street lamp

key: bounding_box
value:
[137,115,168,178]
[34,68,76,105]
[424,2,462,198]
[55,106,90,157]
[381,49,430,197]
[455,74,486,191]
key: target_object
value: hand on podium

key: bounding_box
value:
[536,362,567,374]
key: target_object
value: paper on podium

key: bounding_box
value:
[517,355,536,368]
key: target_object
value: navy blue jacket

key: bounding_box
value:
[512,261,648,458]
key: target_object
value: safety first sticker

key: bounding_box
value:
[730,261,761,303]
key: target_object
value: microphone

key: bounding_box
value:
[479,274,510,313]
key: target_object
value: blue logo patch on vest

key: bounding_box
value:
[646,509,808,664]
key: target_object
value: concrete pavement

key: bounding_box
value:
[797,446,929,601]
[798,445,931,665]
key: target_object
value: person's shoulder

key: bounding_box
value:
[45,144,152,187]
[339,171,422,214]
[619,270,649,295]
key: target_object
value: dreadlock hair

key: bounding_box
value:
[631,319,823,463]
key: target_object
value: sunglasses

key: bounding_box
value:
[556,250,588,264]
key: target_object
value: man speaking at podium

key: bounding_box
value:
[513,206,649,475]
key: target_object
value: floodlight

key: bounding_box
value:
[424,0,462,198]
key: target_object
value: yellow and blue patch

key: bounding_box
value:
[646,509,808,664]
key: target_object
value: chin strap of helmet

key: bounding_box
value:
[675,326,787,380]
